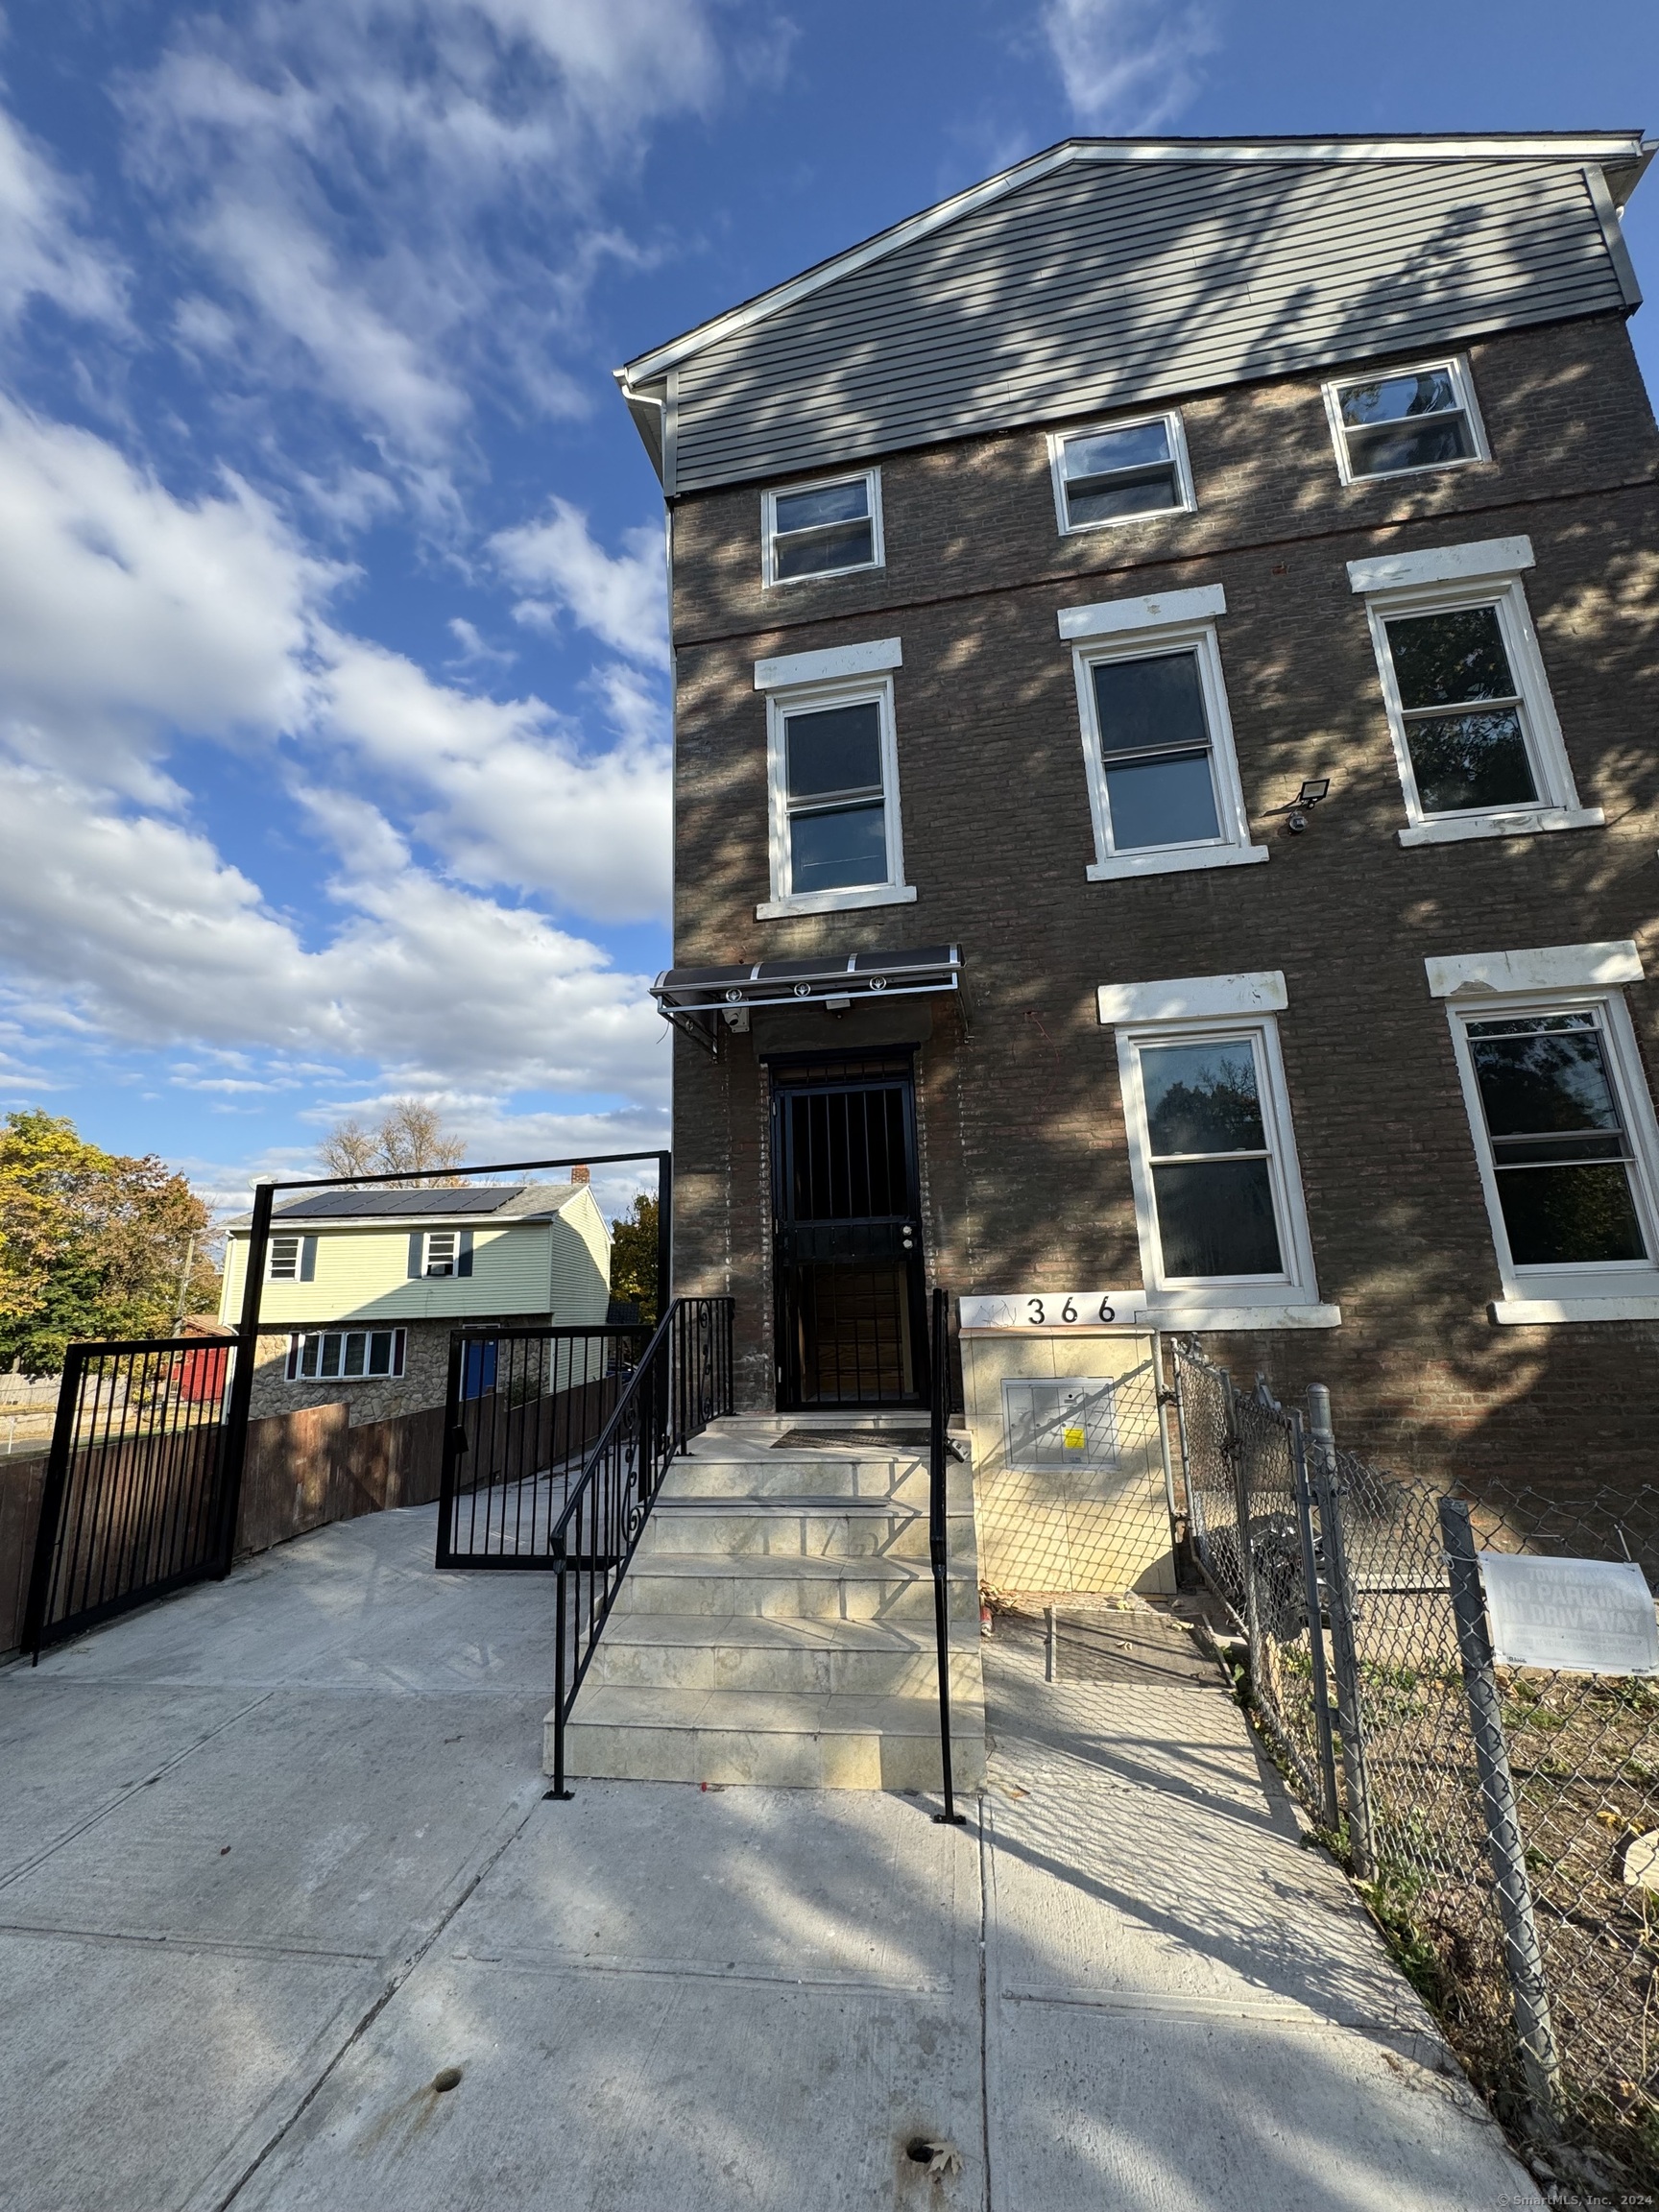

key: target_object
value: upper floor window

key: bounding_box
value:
[408,1229,473,1278]
[1060,586,1266,883]
[762,469,883,585]
[753,637,915,920]
[1049,411,1193,534]
[1324,358,1487,483]
[268,1231,315,1282]
[1349,539,1601,848]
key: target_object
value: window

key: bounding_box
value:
[1351,542,1600,846]
[1324,358,1486,483]
[1049,412,1194,534]
[1437,966,1659,1319]
[757,655,913,919]
[268,1233,315,1282]
[407,1229,473,1278]
[287,1328,405,1382]
[762,469,882,586]
[1464,1011,1647,1267]
[1063,589,1265,882]
[1100,970,1332,1324]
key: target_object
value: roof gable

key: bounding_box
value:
[620,134,1648,495]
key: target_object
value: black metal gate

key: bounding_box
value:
[22,1335,240,1655]
[770,1053,928,1409]
[435,1325,651,1567]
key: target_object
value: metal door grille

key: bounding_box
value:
[770,1054,927,1409]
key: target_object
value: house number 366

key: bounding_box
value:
[1025,1296,1116,1325]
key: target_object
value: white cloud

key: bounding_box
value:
[493,498,667,665]
[0,762,664,1101]
[0,398,669,922]
[1042,0,1219,131]
[317,632,670,922]
[123,0,725,470]
[0,104,127,329]
[0,397,335,790]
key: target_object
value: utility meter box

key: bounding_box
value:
[1001,1377,1119,1473]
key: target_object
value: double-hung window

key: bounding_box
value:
[762,470,882,586]
[1323,358,1486,483]
[1100,971,1332,1325]
[287,1328,406,1382]
[1431,943,1659,1321]
[408,1229,473,1278]
[1049,412,1194,534]
[1061,587,1265,881]
[1349,539,1600,846]
[268,1232,316,1282]
[754,638,914,919]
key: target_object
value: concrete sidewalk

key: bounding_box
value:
[0,1503,1539,2210]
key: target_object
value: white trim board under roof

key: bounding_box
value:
[617,132,1651,497]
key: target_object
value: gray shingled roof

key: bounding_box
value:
[618,133,1649,495]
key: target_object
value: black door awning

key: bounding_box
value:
[651,945,963,1046]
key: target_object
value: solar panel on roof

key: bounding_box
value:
[276,1186,527,1218]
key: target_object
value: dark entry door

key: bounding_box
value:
[771,1056,928,1409]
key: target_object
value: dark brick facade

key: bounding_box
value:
[666,312,1659,1492]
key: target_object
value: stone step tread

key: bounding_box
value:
[566,1684,988,1740]
[592,1613,984,1653]
[621,1551,976,1584]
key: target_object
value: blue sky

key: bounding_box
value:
[0,0,1655,1222]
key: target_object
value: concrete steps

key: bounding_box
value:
[551,1426,986,1792]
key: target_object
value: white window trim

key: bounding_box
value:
[1322,354,1490,486]
[1070,613,1268,882]
[1059,584,1225,641]
[1441,983,1659,1319]
[1426,941,1643,1000]
[1047,408,1195,537]
[286,1327,407,1382]
[760,468,883,589]
[1109,1004,1328,1318]
[1355,565,1598,844]
[1347,536,1532,595]
[757,670,915,922]
[755,637,902,690]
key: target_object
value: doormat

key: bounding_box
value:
[771,1427,965,1460]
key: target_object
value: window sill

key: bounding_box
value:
[1398,806,1604,848]
[1146,1301,1342,1331]
[1086,843,1268,883]
[1492,1294,1659,1326]
[756,882,918,921]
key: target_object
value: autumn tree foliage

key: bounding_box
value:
[0,1111,217,1375]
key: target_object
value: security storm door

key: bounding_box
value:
[770,1055,927,1408]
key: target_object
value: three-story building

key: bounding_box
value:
[621,132,1657,1587]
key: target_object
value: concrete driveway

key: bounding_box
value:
[0,1502,1539,2211]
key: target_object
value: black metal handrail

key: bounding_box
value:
[928,1286,965,1825]
[545,1294,734,1796]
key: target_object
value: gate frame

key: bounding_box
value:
[25,1149,670,1654]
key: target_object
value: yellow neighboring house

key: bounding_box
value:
[219,1177,613,1423]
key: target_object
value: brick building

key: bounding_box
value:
[621,132,1658,1571]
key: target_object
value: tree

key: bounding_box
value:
[320,1099,469,1187]
[608,1191,660,1324]
[0,1111,218,1375]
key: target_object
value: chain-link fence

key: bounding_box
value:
[1170,1338,1659,2190]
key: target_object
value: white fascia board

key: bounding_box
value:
[1098,970,1288,1024]
[617,134,1647,387]
[1347,537,1533,594]
[1060,584,1225,640]
[1426,942,1644,998]
[754,637,902,691]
